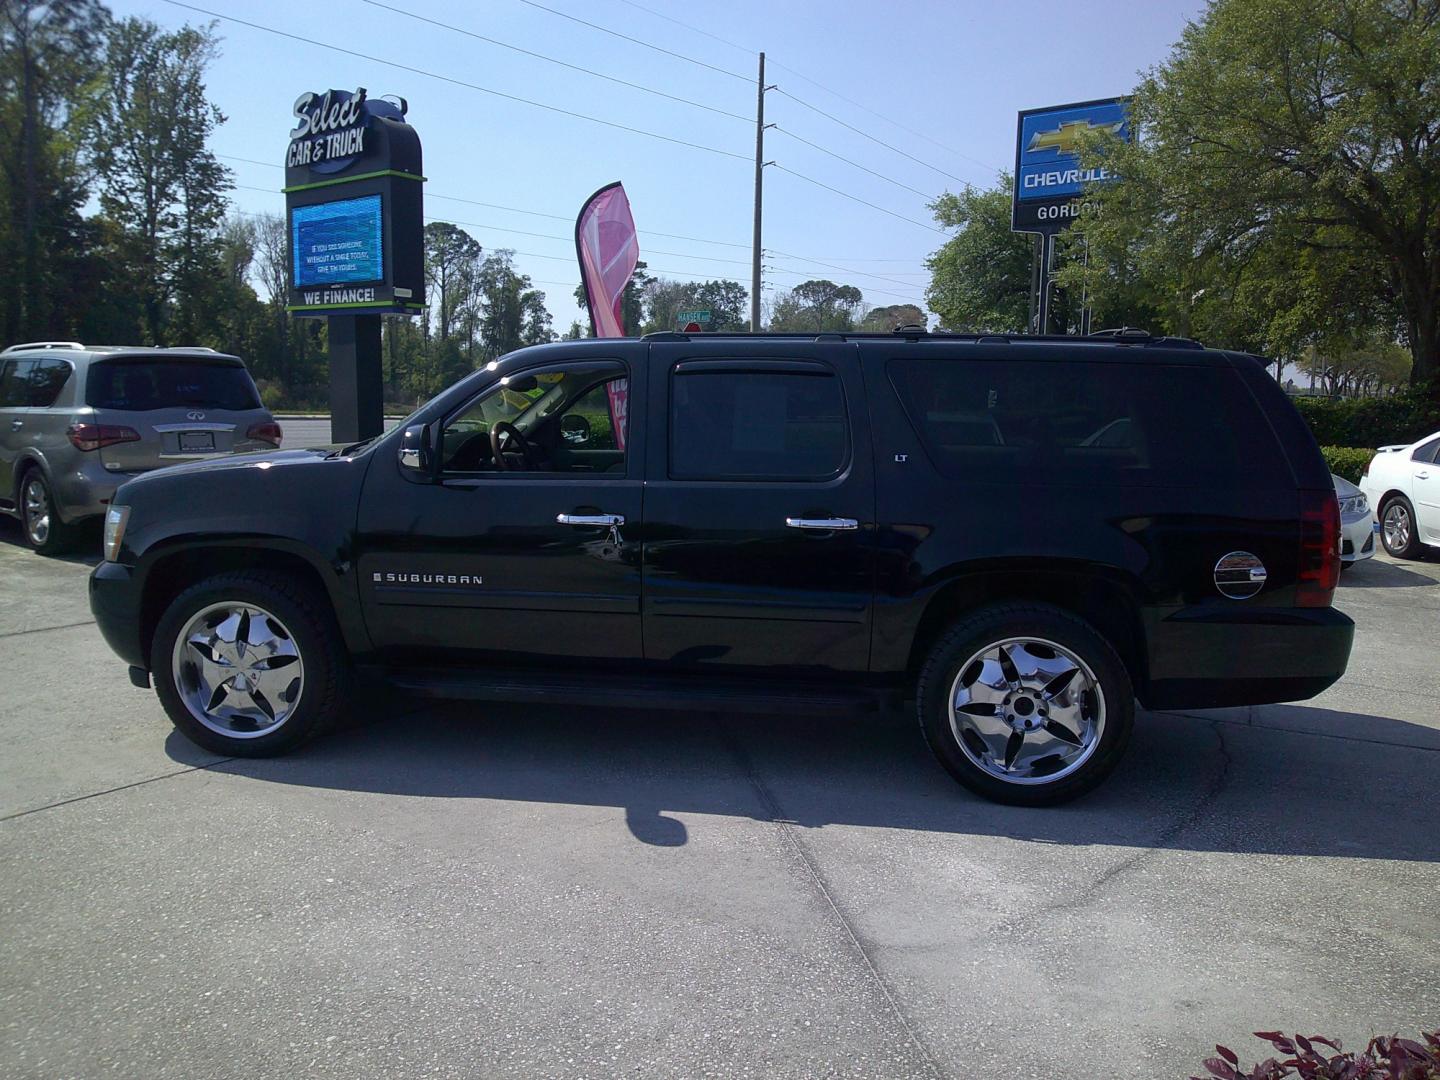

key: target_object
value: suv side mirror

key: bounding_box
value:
[560,413,592,445]
[397,422,435,479]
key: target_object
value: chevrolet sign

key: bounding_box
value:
[1012,97,1130,234]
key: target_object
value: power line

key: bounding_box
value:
[233,181,932,295]
[772,166,943,234]
[360,0,750,124]
[610,0,754,56]
[161,0,750,163]
[773,88,971,186]
[607,0,1000,176]
[511,0,751,83]
[768,60,1001,175]
[224,157,754,250]
[766,249,932,291]
[773,125,934,200]
[764,266,926,306]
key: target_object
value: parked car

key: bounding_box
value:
[1332,474,1377,567]
[89,330,1354,806]
[1360,429,1440,559]
[0,342,281,554]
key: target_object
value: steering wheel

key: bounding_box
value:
[490,421,539,471]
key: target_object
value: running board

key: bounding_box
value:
[383,667,890,716]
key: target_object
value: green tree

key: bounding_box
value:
[423,221,483,349]
[574,260,649,334]
[90,16,231,345]
[0,0,108,341]
[859,304,926,332]
[637,276,748,333]
[769,279,864,332]
[925,178,1033,333]
[1068,0,1440,394]
[1300,333,1413,398]
[482,249,552,358]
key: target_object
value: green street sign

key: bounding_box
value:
[676,309,712,326]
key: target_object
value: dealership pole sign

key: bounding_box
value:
[284,87,425,315]
[1011,97,1130,235]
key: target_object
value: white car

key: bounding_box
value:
[1333,474,1377,566]
[1360,429,1440,559]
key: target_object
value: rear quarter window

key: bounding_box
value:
[85,360,261,412]
[887,356,1289,488]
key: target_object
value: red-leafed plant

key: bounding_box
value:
[1194,1031,1440,1080]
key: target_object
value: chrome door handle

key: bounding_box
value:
[1417,471,1431,479]
[9,419,21,430]
[556,513,625,526]
[785,517,858,531]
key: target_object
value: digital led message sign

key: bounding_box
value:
[291,195,383,288]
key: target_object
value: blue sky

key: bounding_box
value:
[113,0,1205,331]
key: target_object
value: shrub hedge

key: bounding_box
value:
[1320,446,1374,483]
[1293,391,1440,448]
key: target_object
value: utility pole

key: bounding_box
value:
[1037,232,1056,334]
[750,51,767,333]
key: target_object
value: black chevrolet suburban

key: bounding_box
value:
[89,330,1353,805]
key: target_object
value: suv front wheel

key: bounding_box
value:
[917,603,1134,806]
[152,570,351,756]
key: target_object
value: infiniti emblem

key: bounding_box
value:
[186,410,206,421]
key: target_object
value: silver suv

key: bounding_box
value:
[0,342,280,554]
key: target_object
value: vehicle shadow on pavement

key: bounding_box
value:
[1339,556,1436,588]
[0,517,102,566]
[175,698,1440,861]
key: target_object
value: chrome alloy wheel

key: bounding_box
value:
[948,636,1105,785]
[22,477,50,546]
[171,603,304,738]
[1383,501,1411,553]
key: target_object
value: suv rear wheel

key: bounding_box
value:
[151,570,351,756]
[917,603,1134,806]
[19,469,77,555]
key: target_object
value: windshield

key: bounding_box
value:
[86,359,261,412]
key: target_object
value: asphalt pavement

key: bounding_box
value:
[1,524,1436,1079]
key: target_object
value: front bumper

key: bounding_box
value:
[1340,513,1378,562]
[1141,604,1354,710]
[89,560,148,670]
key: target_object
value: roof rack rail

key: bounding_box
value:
[162,345,219,352]
[1088,327,1152,339]
[3,340,84,354]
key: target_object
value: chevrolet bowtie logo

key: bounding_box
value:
[1028,119,1124,155]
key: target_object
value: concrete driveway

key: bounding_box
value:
[1,523,1436,1079]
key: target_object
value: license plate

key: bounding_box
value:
[179,431,215,452]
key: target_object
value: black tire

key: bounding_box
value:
[18,468,78,556]
[151,570,351,757]
[1379,494,1425,559]
[916,603,1134,807]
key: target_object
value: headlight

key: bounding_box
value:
[103,505,130,562]
[1338,495,1368,516]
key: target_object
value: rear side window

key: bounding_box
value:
[0,360,33,407]
[1410,436,1440,464]
[671,368,847,481]
[86,360,261,412]
[25,358,72,406]
[0,358,67,406]
[887,357,1287,487]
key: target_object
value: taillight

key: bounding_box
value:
[246,421,283,446]
[67,423,140,452]
[1296,489,1341,608]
